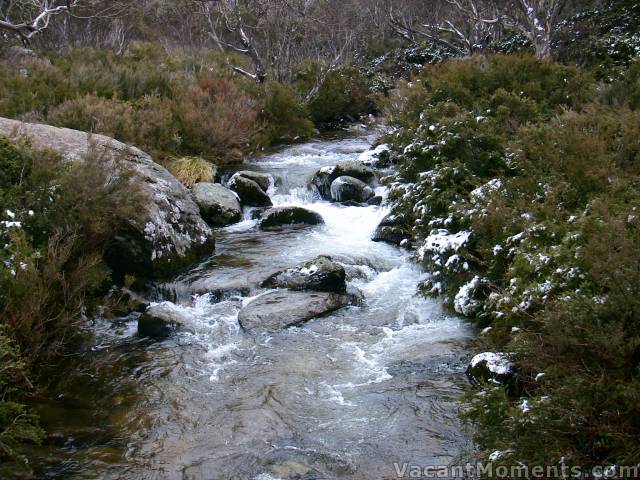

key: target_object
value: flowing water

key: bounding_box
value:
[31,130,474,480]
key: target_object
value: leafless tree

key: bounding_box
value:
[390,0,503,56]
[0,0,80,42]
[1,0,127,47]
[501,0,568,58]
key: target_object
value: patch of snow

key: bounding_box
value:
[454,276,482,316]
[357,144,389,164]
[470,178,502,202]
[470,352,512,375]
[418,229,471,261]
[488,449,514,462]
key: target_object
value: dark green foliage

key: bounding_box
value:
[298,63,376,126]
[554,0,640,78]
[383,53,640,466]
[259,82,315,145]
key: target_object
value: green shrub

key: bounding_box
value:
[0,327,44,463]
[299,63,376,126]
[47,94,180,160]
[259,82,314,145]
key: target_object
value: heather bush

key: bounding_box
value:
[172,78,261,159]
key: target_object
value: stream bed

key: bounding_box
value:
[30,130,474,480]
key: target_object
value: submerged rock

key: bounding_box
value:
[310,161,377,199]
[138,302,192,338]
[372,213,412,246]
[261,255,346,292]
[0,117,214,279]
[238,290,355,333]
[191,183,242,227]
[227,174,272,207]
[259,206,324,230]
[233,170,272,192]
[330,176,375,203]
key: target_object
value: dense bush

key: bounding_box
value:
[382,54,640,467]
[0,43,326,166]
[0,136,145,468]
[296,62,376,126]
[259,82,315,145]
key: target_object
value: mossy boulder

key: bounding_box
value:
[0,117,214,279]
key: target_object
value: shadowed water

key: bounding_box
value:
[29,130,473,480]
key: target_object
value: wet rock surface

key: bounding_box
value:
[259,206,324,229]
[191,183,242,227]
[238,290,355,333]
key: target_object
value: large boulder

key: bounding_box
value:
[191,183,242,227]
[259,206,324,230]
[138,302,192,338]
[0,117,213,279]
[372,213,412,246]
[330,176,375,203]
[233,171,272,192]
[310,161,376,199]
[227,174,272,207]
[238,290,354,333]
[261,255,346,293]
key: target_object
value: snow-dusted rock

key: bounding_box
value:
[191,183,242,227]
[310,161,376,199]
[357,144,391,168]
[466,352,516,390]
[261,255,346,293]
[372,213,412,246]
[0,117,214,279]
[231,170,272,193]
[330,176,375,203]
[454,276,483,317]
